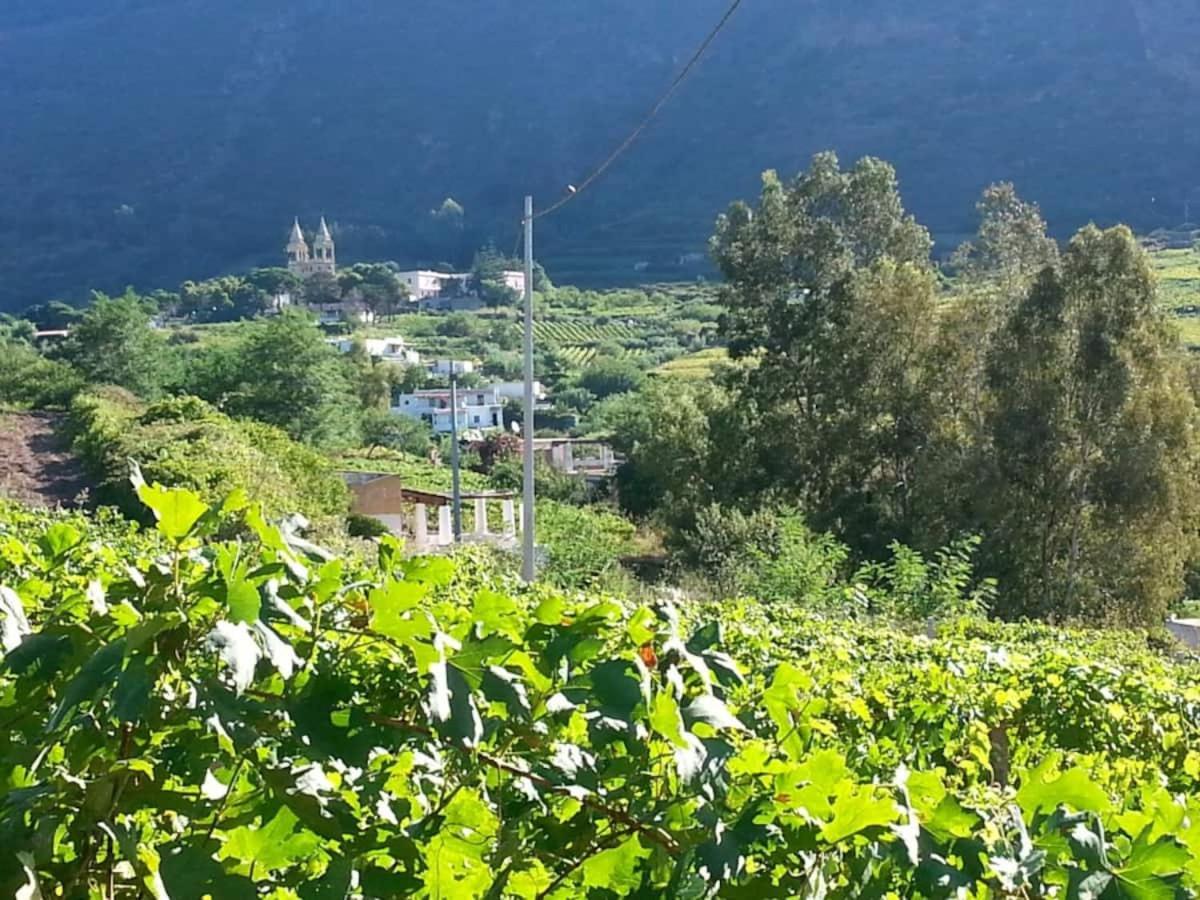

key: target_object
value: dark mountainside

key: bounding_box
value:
[3,0,1200,309]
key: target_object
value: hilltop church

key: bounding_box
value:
[286,217,336,277]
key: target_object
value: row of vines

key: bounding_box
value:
[3,479,1200,897]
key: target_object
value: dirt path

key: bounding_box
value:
[0,412,92,508]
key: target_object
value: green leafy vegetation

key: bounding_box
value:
[68,388,348,521]
[3,485,1200,896]
[607,154,1200,626]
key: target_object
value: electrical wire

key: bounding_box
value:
[530,0,746,223]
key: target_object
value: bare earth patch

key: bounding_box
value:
[0,412,92,508]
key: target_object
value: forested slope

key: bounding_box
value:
[3,0,1200,306]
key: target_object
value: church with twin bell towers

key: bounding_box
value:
[286,217,336,277]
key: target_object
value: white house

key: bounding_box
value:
[492,380,547,402]
[328,337,420,366]
[499,270,527,295]
[429,359,477,377]
[396,269,525,300]
[396,270,469,300]
[392,386,504,434]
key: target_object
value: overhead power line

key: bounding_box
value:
[531,0,747,222]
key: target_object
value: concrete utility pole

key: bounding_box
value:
[521,195,536,582]
[450,371,463,542]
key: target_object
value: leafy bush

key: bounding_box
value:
[534,500,635,589]
[68,389,348,521]
[0,341,83,409]
[677,504,848,604]
[346,511,389,538]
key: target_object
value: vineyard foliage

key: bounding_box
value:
[3,485,1200,897]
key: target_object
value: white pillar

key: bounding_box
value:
[438,506,453,546]
[474,497,488,535]
[502,500,516,536]
[413,504,429,548]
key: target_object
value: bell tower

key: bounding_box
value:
[285,217,336,277]
[286,218,310,274]
[312,216,336,272]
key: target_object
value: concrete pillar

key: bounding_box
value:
[502,499,516,536]
[474,497,488,535]
[438,506,453,545]
[413,504,429,548]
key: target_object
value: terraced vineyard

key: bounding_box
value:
[533,320,643,344]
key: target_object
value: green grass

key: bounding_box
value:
[1148,246,1200,347]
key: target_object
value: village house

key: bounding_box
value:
[328,336,421,366]
[392,385,505,434]
[492,380,548,402]
[396,268,527,302]
[429,359,477,377]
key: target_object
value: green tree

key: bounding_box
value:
[56,290,172,397]
[178,275,261,322]
[978,225,1200,624]
[302,271,341,307]
[212,311,363,448]
[951,182,1059,288]
[342,263,409,320]
[577,357,645,400]
[710,154,940,549]
[361,408,432,456]
[245,266,303,301]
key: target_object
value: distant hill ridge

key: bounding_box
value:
[2,0,1199,308]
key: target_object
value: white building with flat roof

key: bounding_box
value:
[429,359,477,377]
[328,337,420,366]
[395,269,525,300]
[492,380,547,402]
[392,386,504,434]
[396,270,469,300]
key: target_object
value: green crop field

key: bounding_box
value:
[655,347,730,379]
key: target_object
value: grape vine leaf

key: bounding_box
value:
[225,578,261,624]
[820,786,901,844]
[218,806,322,877]
[581,836,651,896]
[135,482,209,542]
[1016,762,1111,817]
[1115,831,1190,900]
[684,694,745,732]
[46,638,127,731]
[37,523,82,562]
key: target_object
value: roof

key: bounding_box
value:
[338,471,516,506]
[531,437,612,447]
[287,218,307,247]
[314,216,334,245]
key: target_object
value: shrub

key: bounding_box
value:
[68,389,348,521]
[535,500,635,589]
[677,504,848,604]
[0,341,83,409]
[346,512,389,538]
